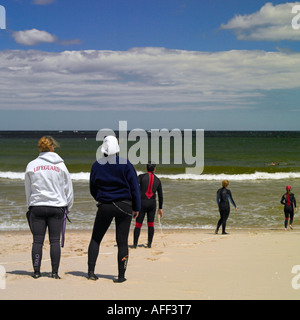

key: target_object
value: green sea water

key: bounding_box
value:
[0,131,300,174]
[0,131,300,231]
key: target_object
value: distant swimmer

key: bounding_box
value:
[215,180,238,235]
[280,185,297,231]
[270,162,279,166]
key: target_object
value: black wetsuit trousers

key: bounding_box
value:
[216,205,230,234]
[134,199,156,246]
[29,206,64,273]
[88,201,132,279]
[284,205,294,228]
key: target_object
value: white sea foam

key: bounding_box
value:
[0,171,25,180]
[1,171,300,181]
[70,172,90,181]
[0,171,91,181]
[156,172,300,181]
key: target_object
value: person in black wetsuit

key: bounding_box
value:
[133,161,163,248]
[215,180,237,234]
[281,185,297,231]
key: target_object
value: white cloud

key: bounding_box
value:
[221,2,300,41]
[12,29,57,46]
[0,47,299,112]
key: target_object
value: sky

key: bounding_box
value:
[0,0,300,130]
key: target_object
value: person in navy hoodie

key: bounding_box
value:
[88,136,140,283]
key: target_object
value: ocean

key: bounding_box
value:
[1,130,300,231]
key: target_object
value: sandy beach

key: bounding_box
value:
[1,227,300,300]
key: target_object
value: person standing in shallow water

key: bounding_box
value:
[281,185,297,231]
[133,161,163,248]
[215,180,237,234]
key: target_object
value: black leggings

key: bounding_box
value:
[29,206,64,273]
[216,206,230,233]
[88,201,132,279]
[134,199,156,246]
[284,205,294,228]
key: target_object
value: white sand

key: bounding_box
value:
[1,228,300,300]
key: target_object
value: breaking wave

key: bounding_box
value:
[1,171,300,181]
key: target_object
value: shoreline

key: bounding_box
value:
[0,225,290,234]
[1,228,300,300]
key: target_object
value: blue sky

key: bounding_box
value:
[0,0,300,130]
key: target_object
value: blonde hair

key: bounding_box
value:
[222,180,229,188]
[38,136,59,152]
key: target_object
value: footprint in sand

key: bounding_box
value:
[146,257,159,261]
[152,250,163,256]
[74,248,85,256]
[145,250,164,261]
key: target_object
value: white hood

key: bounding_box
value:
[38,152,64,164]
[101,136,120,156]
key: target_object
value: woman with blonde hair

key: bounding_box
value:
[215,180,237,234]
[25,136,74,279]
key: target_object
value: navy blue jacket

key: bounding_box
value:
[90,156,141,212]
